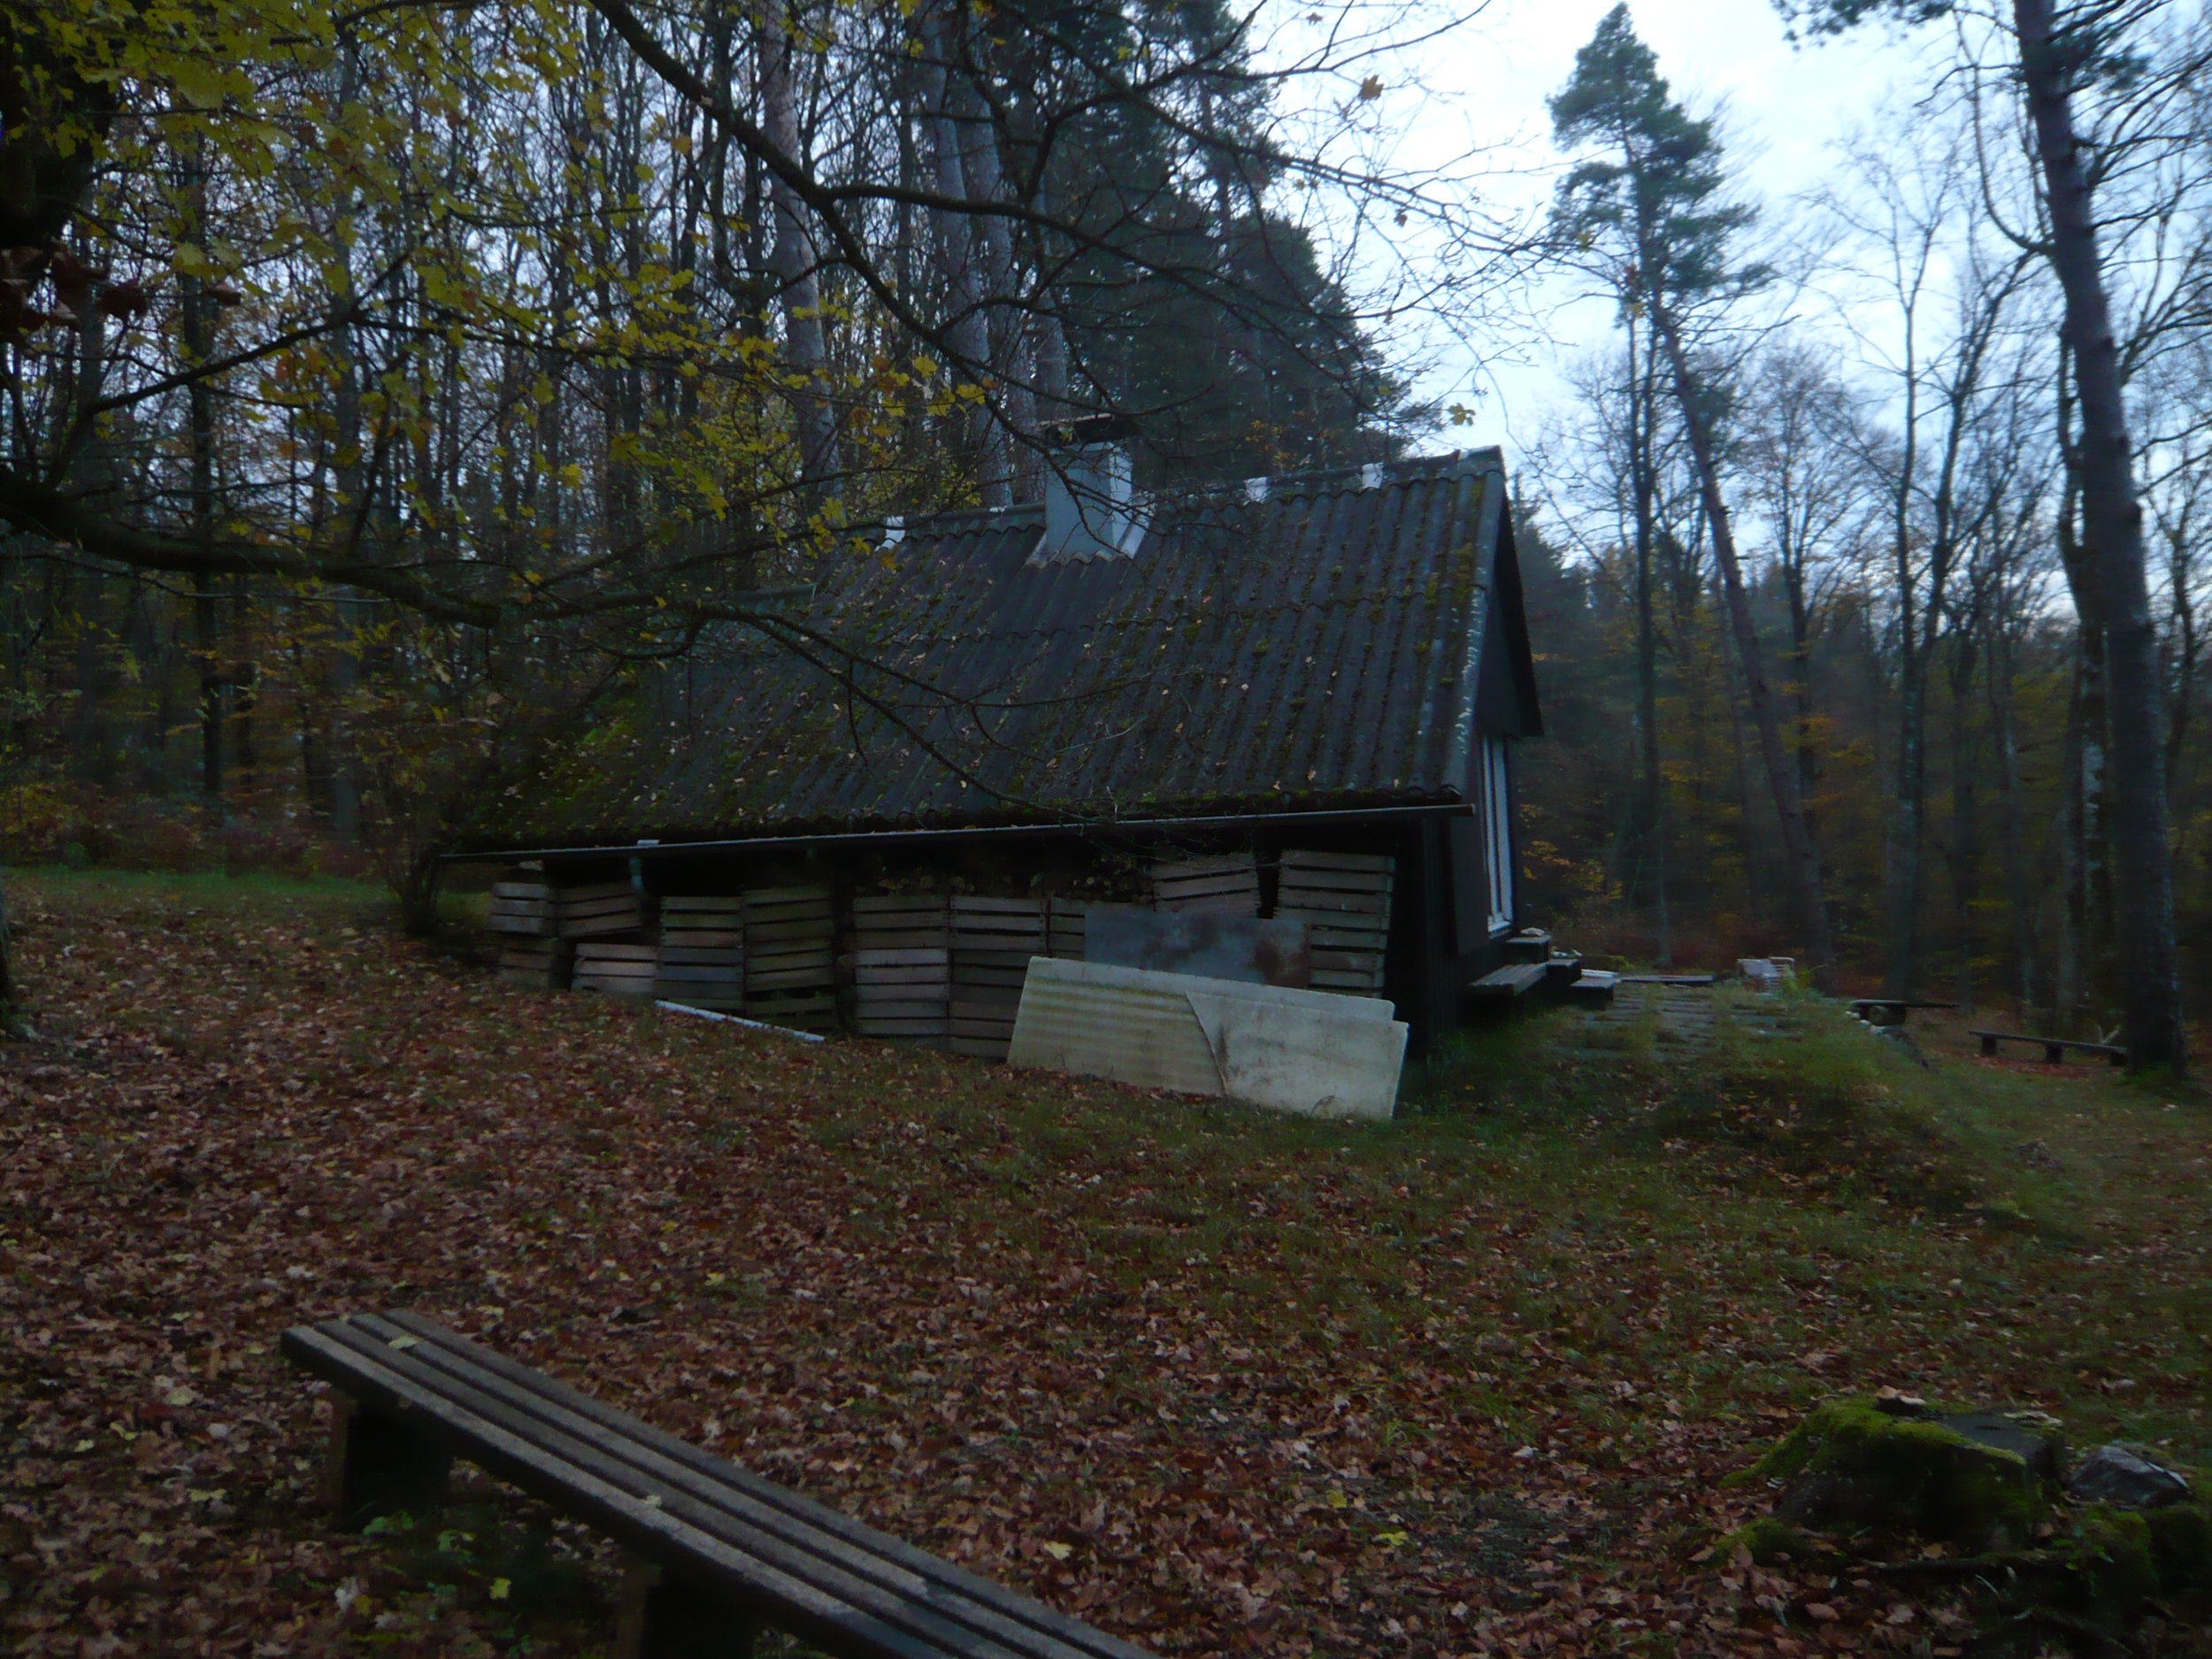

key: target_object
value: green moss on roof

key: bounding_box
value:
[494,451,1509,845]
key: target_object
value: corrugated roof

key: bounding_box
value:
[502,449,1511,842]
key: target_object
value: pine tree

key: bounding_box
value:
[1549,4,1838,987]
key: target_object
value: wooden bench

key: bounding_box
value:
[1969,1029,2128,1066]
[283,1311,1155,1659]
[1847,998,1958,1027]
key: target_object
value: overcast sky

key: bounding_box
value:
[1381,0,1939,457]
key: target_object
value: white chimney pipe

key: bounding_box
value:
[1037,418,1142,562]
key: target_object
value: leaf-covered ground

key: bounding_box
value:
[4,871,2208,1657]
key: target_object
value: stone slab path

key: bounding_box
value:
[1560,979,1825,1060]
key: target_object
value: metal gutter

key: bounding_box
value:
[442,801,1476,866]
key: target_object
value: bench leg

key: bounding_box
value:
[326,1395,451,1532]
[1979,1034,1998,1056]
[2044,1042,2065,1064]
[617,1560,754,1659]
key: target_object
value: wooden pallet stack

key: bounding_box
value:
[1273,849,1394,996]
[571,941,659,999]
[949,896,1045,1058]
[557,880,646,940]
[488,875,557,937]
[1045,897,1088,961]
[495,940,567,989]
[486,874,565,987]
[654,897,746,1010]
[744,887,836,1031]
[845,895,951,1042]
[1151,856,1260,916]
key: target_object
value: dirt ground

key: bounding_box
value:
[4,872,2208,1656]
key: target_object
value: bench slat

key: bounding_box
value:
[288,1314,1152,1659]
[290,1321,987,1659]
[355,1317,1118,1659]
[380,1313,1140,1659]
[329,1319,1051,1659]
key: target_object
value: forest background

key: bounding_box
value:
[1,0,2207,1058]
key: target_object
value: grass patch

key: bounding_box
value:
[2,862,388,909]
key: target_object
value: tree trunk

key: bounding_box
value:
[1630,322,1669,963]
[2164,516,2198,861]
[758,11,840,489]
[0,868,23,1038]
[1990,626,2038,1013]
[1886,634,1928,997]
[1652,305,1837,988]
[1783,532,1821,853]
[1717,606,1770,917]
[324,27,365,844]
[949,58,1033,490]
[1883,287,1924,1001]
[67,314,110,787]
[398,849,445,939]
[1948,632,1980,1013]
[193,570,225,817]
[915,6,1008,505]
[2056,675,2089,1022]
[2013,0,2185,1071]
[2053,457,2110,1022]
[180,142,228,824]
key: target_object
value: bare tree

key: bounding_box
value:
[1737,344,1878,876]
[1790,0,2190,1069]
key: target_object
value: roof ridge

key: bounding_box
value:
[1213,448,1495,504]
[867,448,1495,541]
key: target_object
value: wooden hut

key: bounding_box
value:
[463,444,1543,1056]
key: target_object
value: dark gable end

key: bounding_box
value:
[490,449,1539,845]
[1475,508,1544,739]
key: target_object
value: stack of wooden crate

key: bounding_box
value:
[949,896,1045,1058]
[486,874,565,987]
[557,880,645,939]
[1273,849,1394,996]
[654,896,745,1010]
[571,941,659,999]
[845,895,951,1042]
[534,878,648,997]
[495,939,566,990]
[1151,856,1260,916]
[488,875,556,937]
[744,887,836,1031]
[1045,897,1087,961]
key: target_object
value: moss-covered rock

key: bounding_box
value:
[2066,1507,2160,1612]
[1714,1515,1813,1565]
[1743,1395,2057,1553]
[2145,1501,2212,1593]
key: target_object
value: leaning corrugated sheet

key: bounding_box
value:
[497,449,1502,841]
[1007,959,1407,1119]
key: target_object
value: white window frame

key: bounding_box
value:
[1479,735,1514,934]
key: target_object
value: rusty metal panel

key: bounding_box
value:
[1082,904,1311,988]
